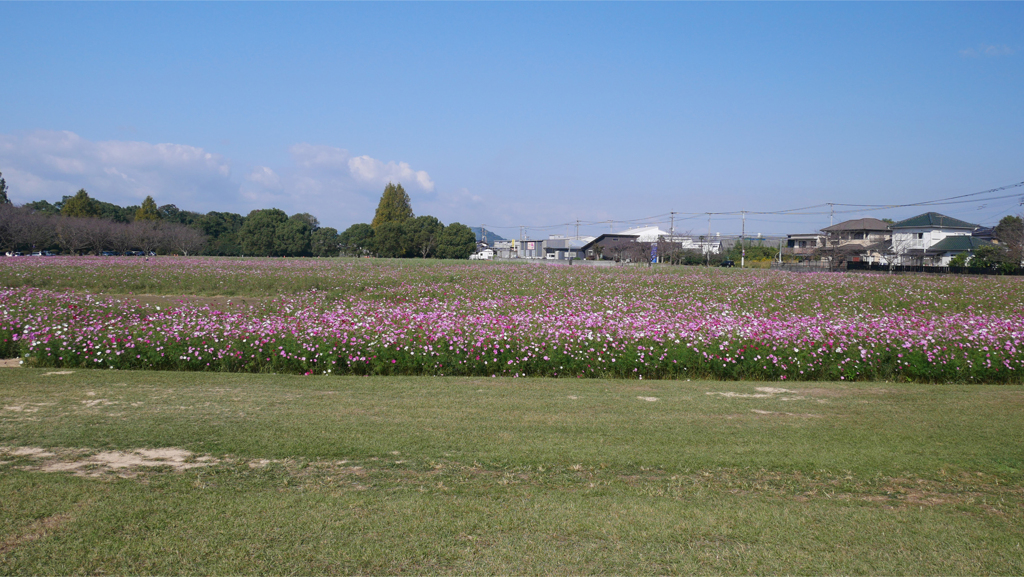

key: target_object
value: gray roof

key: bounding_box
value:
[822,218,891,233]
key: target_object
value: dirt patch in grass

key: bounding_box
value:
[793,387,851,398]
[1,446,217,478]
[0,358,21,368]
[0,503,90,555]
[750,409,822,418]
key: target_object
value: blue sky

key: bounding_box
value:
[1,2,1021,238]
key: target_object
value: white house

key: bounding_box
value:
[889,212,979,266]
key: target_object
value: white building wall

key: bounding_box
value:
[892,228,972,251]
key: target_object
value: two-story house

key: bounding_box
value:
[889,212,979,265]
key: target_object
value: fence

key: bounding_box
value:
[845,261,1024,276]
[769,262,841,273]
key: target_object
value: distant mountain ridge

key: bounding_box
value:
[471,227,507,243]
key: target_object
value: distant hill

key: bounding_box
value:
[471,227,507,243]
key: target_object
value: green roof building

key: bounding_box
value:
[889,212,980,266]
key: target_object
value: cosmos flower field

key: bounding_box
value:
[1,257,1023,383]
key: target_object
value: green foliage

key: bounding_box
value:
[60,189,101,218]
[373,220,413,258]
[371,183,413,229]
[409,215,444,258]
[274,215,313,257]
[135,196,161,221]
[289,212,320,230]
[435,222,476,259]
[968,244,1007,269]
[339,223,375,256]
[666,249,709,266]
[23,200,59,215]
[310,227,340,257]
[0,170,9,204]
[947,252,970,267]
[157,204,200,226]
[96,200,132,223]
[196,211,245,239]
[196,212,245,256]
[239,208,288,256]
[726,242,775,262]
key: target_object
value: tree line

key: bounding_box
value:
[0,172,478,258]
[338,183,477,259]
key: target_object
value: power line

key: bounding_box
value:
[480,181,1024,234]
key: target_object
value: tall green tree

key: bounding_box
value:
[290,213,320,230]
[371,183,413,229]
[60,189,101,218]
[436,222,477,259]
[196,211,245,256]
[310,227,340,257]
[275,214,313,256]
[339,223,375,256]
[135,196,161,221]
[0,171,9,204]
[238,208,288,256]
[373,220,413,258]
[409,215,444,258]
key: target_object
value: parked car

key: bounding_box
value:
[720,260,735,267]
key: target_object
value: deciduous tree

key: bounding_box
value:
[239,208,288,256]
[275,214,313,256]
[409,215,444,258]
[435,222,476,259]
[373,220,412,258]
[339,223,375,256]
[311,227,340,257]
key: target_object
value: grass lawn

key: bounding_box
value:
[1,368,1023,574]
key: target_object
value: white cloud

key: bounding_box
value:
[289,143,351,169]
[286,143,434,193]
[960,44,1015,58]
[347,155,435,192]
[238,143,438,226]
[0,130,235,210]
[245,166,282,190]
[0,130,443,229]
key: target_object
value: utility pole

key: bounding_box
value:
[670,212,676,237]
[740,211,746,268]
[575,219,580,240]
[829,203,834,227]
[707,214,712,267]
